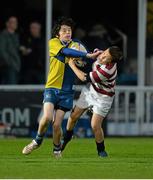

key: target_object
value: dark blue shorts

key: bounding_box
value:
[43,88,74,112]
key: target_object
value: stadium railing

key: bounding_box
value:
[0,85,153,136]
[75,85,153,136]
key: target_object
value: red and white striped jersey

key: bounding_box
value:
[89,60,117,96]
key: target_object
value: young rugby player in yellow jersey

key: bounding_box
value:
[22,17,101,157]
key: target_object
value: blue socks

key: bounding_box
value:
[53,143,61,152]
[35,133,44,145]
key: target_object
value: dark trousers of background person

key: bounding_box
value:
[0,66,19,84]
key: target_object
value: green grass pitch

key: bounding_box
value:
[0,137,153,179]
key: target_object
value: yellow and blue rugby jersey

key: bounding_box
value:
[45,38,76,91]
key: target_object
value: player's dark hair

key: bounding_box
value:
[52,16,75,38]
[108,46,123,63]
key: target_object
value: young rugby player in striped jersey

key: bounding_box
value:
[61,46,123,157]
[22,17,101,157]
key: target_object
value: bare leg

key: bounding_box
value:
[91,113,104,143]
[53,109,65,146]
[22,102,54,155]
[67,106,86,130]
[38,103,54,135]
[91,113,108,157]
[61,106,86,151]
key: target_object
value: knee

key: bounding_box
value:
[53,123,61,132]
[91,123,100,132]
[42,115,52,124]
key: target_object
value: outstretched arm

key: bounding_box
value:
[61,48,101,59]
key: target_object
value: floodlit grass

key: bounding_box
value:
[0,137,153,178]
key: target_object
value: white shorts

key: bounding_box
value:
[75,85,114,117]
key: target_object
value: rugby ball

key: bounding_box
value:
[69,42,87,67]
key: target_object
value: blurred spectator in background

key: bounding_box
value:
[73,26,90,85]
[76,127,86,138]
[73,23,112,85]
[84,23,112,52]
[20,21,45,84]
[0,16,21,84]
[73,26,87,42]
